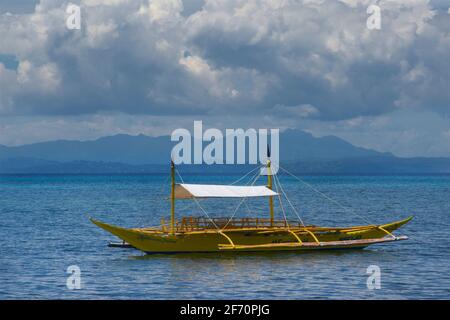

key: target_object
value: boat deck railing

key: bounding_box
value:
[160,216,306,232]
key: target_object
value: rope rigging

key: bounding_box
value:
[272,171,290,228]
[162,161,385,235]
[273,170,306,227]
[220,166,262,230]
[229,165,262,185]
[278,165,374,226]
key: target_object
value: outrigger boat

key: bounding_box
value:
[91,159,411,253]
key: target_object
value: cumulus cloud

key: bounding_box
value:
[0,0,448,120]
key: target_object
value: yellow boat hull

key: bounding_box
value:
[91,216,412,253]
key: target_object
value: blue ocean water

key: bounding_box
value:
[1,173,449,299]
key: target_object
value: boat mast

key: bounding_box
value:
[170,160,175,234]
[267,146,274,226]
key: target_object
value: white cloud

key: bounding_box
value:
[17,60,60,91]
[86,20,118,47]
[143,0,183,22]
[83,0,132,6]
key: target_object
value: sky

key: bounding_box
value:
[0,0,450,157]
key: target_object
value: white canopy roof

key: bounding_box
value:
[175,183,278,199]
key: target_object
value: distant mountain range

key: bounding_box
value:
[1,129,449,174]
[0,129,390,164]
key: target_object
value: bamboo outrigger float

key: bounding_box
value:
[91,159,411,253]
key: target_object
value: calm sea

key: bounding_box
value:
[1,173,449,299]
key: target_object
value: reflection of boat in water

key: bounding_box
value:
[91,157,411,253]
